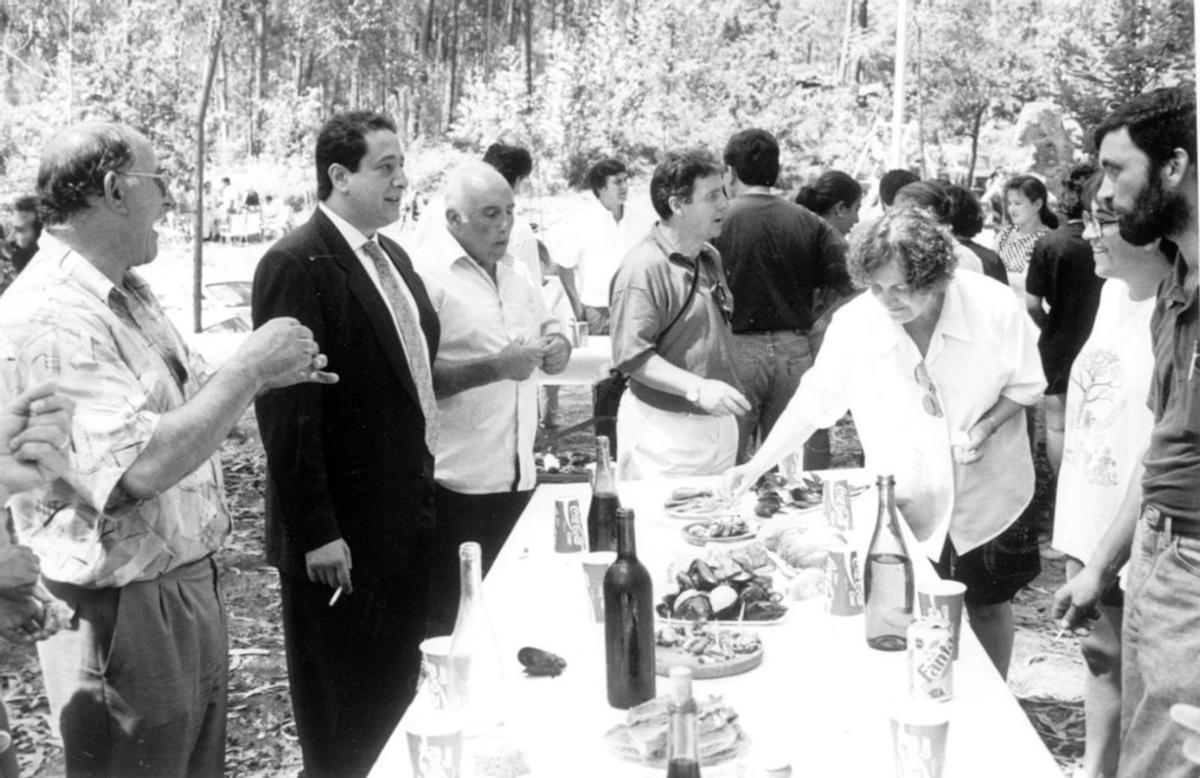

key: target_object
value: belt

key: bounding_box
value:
[1142,505,1200,541]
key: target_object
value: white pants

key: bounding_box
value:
[616,391,737,481]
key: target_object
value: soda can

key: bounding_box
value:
[822,479,854,531]
[908,616,954,702]
[554,497,586,552]
[823,546,864,616]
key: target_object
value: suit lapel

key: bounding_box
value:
[312,211,424,410]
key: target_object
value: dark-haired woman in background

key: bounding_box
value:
[795,170,863,238]
[944,183,1009,286]
[891,180,986,277]
[794,171,864,470]
[995,175,1058,283]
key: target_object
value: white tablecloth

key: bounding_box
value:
[371,472,1062,777]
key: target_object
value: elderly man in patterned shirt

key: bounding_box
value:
[0,122,336,777]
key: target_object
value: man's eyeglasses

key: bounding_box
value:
[1082,211,1120,233]
[914,361,943,418]
[122,170,170,198]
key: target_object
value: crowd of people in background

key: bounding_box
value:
[0,83,1194,778]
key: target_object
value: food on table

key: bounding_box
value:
[603,693,748,766]
[664,486,734,519]
[517,646,567,677]
[654,621,764,678]
[660,547,788,622]
[753,471,868,517]
[788,567,826,601]
[762,524,847,570]
[682,517,757,545]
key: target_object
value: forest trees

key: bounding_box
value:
[0,0,1192,196]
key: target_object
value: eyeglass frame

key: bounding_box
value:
[120,170,171,198]
[913,360,943,418]
[1082,210,1120,233]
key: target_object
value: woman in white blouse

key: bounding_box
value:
[723,206,1047,678]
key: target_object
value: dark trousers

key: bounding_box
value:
[427,486,534,636]
[280,548,432,778]
[38,558,227,778]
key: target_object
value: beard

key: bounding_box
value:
[1118,166,1192,246]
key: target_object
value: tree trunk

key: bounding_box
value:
[251,0,267,156]
[484,0,493,77]
[448,0,460,125]
[967,103,985,189]
[194,0,228,334]
[524,0,533,95]
[837,0,853,83]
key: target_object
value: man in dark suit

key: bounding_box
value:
[252,111,439,778]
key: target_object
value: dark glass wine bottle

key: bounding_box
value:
[604,508,656,708]
[587,435,621,552]
[864,474,915,651]
[665,666,702,778]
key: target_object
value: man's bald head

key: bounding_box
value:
[444,162,511,218]
[443,162,515,267]
[37,122,148,225]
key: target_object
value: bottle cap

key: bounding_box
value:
[459,541,482,561]
[668,666,692,704]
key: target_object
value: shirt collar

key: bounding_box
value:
[319,202,374,253]
[649,223,717,269]
[935,276,972,343]
[425,220,514,271]
[1162,245,1195,311]
[47,240,143,307]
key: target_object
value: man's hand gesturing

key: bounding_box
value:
[239,317,339,391]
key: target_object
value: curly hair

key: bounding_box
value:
[36,123,136,225]
[649,148,723,220]
[848,206,958,292]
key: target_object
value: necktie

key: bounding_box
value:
[362,240,439,451]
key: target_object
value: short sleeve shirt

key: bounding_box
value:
[414,226,554,494]
[609,225,741,414]
[712,194,852,334]
[0,238,229,588]
[1143,250,1200,522]
[1025,222,1105,393]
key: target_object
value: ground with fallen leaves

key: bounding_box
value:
[1,389,1083,776]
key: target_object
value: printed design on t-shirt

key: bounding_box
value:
[1063,347,1125,485]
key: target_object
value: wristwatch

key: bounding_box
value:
[684,381,702,404]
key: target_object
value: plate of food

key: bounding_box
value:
[658,546,789,624]
[664,486,736,521]
[603,694,750,769]
[750,471,870,518]
[682,517,759,546]
[654,621,763,679]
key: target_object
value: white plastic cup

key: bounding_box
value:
[581,551,616,622]
[916,579,967,660]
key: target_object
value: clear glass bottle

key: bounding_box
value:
[864,474,915,651]
[665,667,702,778]
[604,508,656,708]
[447,541,505,730]
[587,435,621,552]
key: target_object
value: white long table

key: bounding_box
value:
[372,474,1062,777]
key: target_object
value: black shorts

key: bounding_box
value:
[932,501,1041,607]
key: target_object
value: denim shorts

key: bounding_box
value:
[1118,507,1200,777]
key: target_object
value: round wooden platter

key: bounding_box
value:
[655,643,764,679]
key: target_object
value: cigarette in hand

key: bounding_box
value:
[328,586,344,607]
